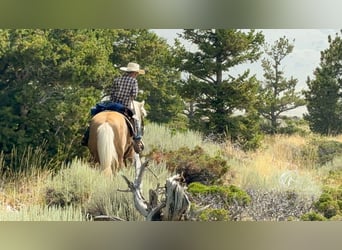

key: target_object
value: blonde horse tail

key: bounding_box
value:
[97,122,118,175]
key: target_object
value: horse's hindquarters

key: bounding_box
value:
[88,111,132,175]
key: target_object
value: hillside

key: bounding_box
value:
[0,123,342,221]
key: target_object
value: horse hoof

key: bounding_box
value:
[133,140,144,153]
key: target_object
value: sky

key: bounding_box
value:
[152,29,341,116]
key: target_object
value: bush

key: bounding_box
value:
[314,186,342,219]
[298,139,342,167]
[301,212,326,221]
[186,182,250,221]
[198,208,229,221]
[149,146,229,185]
[188,182,251,207]
[317,140,342,166]
[44,162,99,208]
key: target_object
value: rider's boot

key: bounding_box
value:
[132,119,144,153]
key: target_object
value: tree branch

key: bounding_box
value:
[121,159,191,221]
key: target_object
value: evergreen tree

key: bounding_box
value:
[0,29,185,167]
[258,36,305,134]
[175,29,264,150]
[0,29,116,164]
[304,31,342,135]
[109,29,184,124]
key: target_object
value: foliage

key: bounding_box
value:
[197,207,229,221]
[258,36,305,134]
[187,182,250,220]
[2,126,342,221]
[43,159,142,220]
[298,139,342,167]
[317,140,342,166]
[148,146,229,185]
[301,212,326,221]
[0,29,115,166]
[304,30,342,135]
[108,29,184,124]
[0,29,185,169]
[174,29,265,150]
[188,182,251,206]
[314,186,342,219]
[44,161,100,208]
[276,117,310,136]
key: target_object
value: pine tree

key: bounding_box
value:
[175,29,264,150]
[258,36,305,134]
[304,31,342,135]
[109,29,184,124]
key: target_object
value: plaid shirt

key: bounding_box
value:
[109,74,138,108]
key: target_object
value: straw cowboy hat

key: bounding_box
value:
[120,62,145,74]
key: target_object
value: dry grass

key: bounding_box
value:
[225,134,323,198]
[0,168,52,212]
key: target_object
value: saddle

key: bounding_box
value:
[90,101,135,136]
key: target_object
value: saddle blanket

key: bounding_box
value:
[90,102,133,117]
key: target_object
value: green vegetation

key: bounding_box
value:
[2,29,342,221]
[258,37,305,134]
[188,182,251,206]
[149,146,228,185]
[304,31,342,135]
[175,29,265,150]
[198,208,230,221]
[0,123,341,221]
[297,138,342,167]
[301,212,326,221]
[313,185,342,219]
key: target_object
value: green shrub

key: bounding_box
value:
[198,208,229,221]
[298,139,342,167]
[188,182,251,207]
[278,117,310,136]
[317,140,342,166]
[44,162,100,208]
[329,214,342,221]
[149,146,229,185]
[314,187,342,219]
[301,212,326,221]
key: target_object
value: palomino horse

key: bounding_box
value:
[87,101,146,176]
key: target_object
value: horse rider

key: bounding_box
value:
[81,62,145,154]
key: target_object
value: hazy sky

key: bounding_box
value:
[152,29,341,116]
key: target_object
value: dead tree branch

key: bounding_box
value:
[94,157,191,221]
[122,159,191,221]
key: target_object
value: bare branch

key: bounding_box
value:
[93,215,126,221]
[121,173,150,217]
[121,159,191,221]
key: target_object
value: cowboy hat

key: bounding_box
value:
[120,62,145,74]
